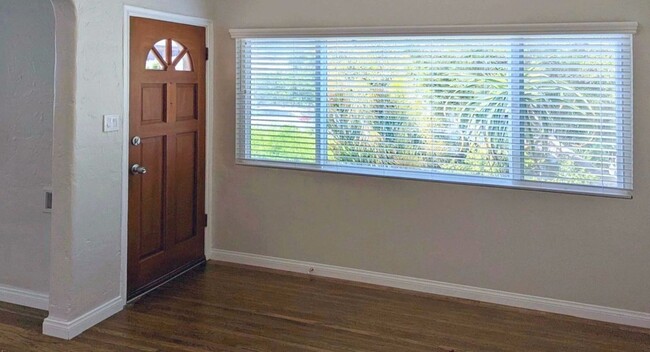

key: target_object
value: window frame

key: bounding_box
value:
[232,22,637,198]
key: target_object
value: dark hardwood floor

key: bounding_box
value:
[1,261,650,351]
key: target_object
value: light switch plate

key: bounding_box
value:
[103,115,120,133]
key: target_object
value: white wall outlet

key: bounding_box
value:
[103,115,120,133]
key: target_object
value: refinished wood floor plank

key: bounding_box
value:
[0,262,649,351]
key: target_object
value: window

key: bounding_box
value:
[233,23,635,197]
[146,39,193,71]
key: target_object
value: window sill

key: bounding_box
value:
[236,159,632,199]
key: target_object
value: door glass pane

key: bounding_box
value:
[146,49,165,70]
[175,52,193,72]
[170,40,184,64]
[154,39,167,60]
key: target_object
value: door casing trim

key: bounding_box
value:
[122,5,214,306]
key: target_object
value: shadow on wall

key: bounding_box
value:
[0,0,55,299]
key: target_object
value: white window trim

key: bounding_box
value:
[233,22,636,199]
[230,22,638,39]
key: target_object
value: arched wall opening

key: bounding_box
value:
[42,1,211,340]
[47,0,76,319]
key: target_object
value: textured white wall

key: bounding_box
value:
[0,0,54,295]
[212,0,650,313]
[47,0,215,324]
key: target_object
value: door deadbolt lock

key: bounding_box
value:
[131,136,142,146]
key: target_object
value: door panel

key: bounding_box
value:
[176,84,198,121]
[138,136,166,258]
[128,17,206,299]
[141,84,167,124]
[175,132,198,243]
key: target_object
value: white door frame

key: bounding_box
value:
[121,6,214,305]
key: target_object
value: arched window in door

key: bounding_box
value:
[145,39,193,71]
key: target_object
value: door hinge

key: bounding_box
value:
[203,214,208,228]
[205,48,209,61]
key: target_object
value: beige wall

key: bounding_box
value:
[212,0,650,313]
[0,0,54,295]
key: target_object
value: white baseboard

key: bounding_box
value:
[42,296,123,340]
[210,249,650,329]
[0,284,49,310]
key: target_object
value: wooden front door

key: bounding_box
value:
[128,17,206,299]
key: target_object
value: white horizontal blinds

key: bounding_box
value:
[236,33,632,194]
[237,39,319,163]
